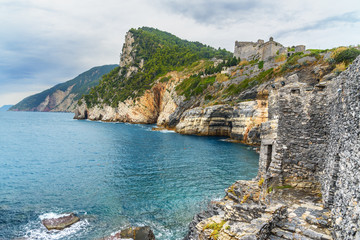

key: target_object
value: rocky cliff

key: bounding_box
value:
[10,65,118,112]
[184,56,360,240]
[75,30,341,146]
[71,27,360,239]
[175,99,267,145]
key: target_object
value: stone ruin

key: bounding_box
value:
[257,56,360,239]
[234,37,306,61]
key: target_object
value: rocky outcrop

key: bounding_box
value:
[101,226,156,240]
[185,181,331,240]
[185,56,360,240]
[75,75,179,124]
[35,85,76,112]
[175,99,268,145]
[41,213,80,230]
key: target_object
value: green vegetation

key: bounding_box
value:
[202,57,240,75]
[241,194,250,204]
[258,61,264,69]
[275,185,293,189]
[83,27,232,107]
[308,49,328,54]
[203,220,227,239]
[10,65,118,111]
[334,48,360,65]
[225,68,274,96]
[280,52,304,72]
[159,76,171,83]
[176,75,216,99]
[258,177,264,187]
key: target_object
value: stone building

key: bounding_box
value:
[234,37,306,61]
[234,37,285,61]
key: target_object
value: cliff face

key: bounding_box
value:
[175,99,267,145]
[74,28,277,144]
[10,65,118,112]
[35,85,76,112]
[75,78,178,124]
[321,56,360,239]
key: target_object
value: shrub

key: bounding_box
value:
[275,54,286,63]
[225,68,274,96]
[159,76,170,83]
[258,177,264,187]
[334,48,360,65]
[205,94,214,101]
[258,61,264,69]
[176,76,216,99]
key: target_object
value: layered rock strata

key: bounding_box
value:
[175,99,268,145]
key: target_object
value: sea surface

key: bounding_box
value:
[0,111,259,240]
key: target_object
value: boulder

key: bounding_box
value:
[102,226,155,240]
[41,213,80,230]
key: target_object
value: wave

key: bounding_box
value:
[21,212,89,240]
[157,129,175,133]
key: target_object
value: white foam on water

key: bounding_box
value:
[39,212,70,221]
[158,129,175,133]
[218,138,229,142]
[22,212,90,240]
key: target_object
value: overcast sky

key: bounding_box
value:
[1,0,359,106]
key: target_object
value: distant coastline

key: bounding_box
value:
[0,105,13,111]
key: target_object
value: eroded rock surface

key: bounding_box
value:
[101,226,156,240]
[41,213,80,230]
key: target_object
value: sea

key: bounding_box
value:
[0,111,259,240]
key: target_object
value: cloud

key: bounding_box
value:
[276,12,360,38]
[159,0,261,25]
[0,0,359,107]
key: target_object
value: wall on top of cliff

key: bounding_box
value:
[321,56,360,239]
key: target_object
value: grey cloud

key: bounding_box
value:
[159,0,262,24]
[276,11,360,37]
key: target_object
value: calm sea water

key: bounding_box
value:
[0,111,259,240]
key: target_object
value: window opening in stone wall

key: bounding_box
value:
[315,85,326,91]
[266,145,273,171]
[291,89,300,94]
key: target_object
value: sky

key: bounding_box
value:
[0,0,359,107]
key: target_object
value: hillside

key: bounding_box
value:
[76,28,359,143]
[82,27,233,108]
[0,105,13,111]
[10,64,118,112]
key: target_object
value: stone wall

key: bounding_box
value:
[321,57,360,239]
[234,38,284,61]
[257,56,360,238]
[258,70,330,188]
[234,41,260,61]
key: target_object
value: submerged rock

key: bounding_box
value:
[41,213,80,230]
[101,226,156,240]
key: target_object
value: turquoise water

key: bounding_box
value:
[0,111,259,240]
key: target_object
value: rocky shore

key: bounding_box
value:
[183,56,360,239]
